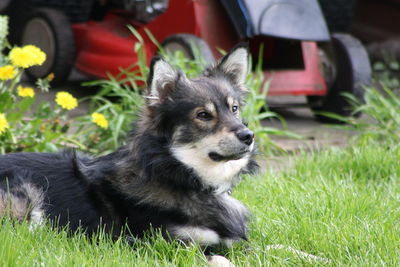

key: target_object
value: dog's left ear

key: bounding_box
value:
[147,56,183,105]
[205,43,249,87]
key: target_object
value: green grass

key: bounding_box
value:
[1,143,399,266]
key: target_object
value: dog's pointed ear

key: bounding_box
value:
[205,43,249,86]
[147,56,181,105]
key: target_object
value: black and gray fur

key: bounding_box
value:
[0,44,258,248]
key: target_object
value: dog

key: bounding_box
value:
[0,44,258,266]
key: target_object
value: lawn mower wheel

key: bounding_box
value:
[308,33,371,123]
[21,8,75,85]
[161,34,215,66]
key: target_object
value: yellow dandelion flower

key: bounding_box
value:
[91,112,109,129]
[0,113,9,135]
[17,86,35,97]
[9,45,46,68]
[9,47,28,68]
[0,65,17,80]
[55,91,78,110]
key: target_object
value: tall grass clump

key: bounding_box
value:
[328,85,400,144]
[352,85,400,143]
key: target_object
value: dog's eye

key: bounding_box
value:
[232,105,239,113]
[197,111,213,120]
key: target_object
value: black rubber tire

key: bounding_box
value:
[20,8,75,85]
[318,0,356,32]
[161,34,215,66]
[6,0,29,45]
[0,0,11,12]
[308,33,371,123]
[30,0,94,23]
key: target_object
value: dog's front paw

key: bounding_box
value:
[207,255,236,267]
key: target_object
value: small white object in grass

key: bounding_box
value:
[207,255,236,267]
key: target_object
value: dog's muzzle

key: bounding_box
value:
[208,134,254,162]
[207,126,254,162]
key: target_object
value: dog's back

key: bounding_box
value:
[0,152,109,233]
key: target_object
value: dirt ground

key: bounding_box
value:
[262,95,355,171]
[267,95,353,151]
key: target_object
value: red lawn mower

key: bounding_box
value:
[4,0,371,120]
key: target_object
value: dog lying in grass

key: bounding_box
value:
[0,44,258,266]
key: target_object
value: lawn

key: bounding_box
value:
[1,142,399,266]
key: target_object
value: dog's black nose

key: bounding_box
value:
[235,129,254,146]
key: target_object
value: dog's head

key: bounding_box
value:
[144,44,256,192]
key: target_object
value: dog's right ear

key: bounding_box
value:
[204,43,249,88]
[147,56,179,105]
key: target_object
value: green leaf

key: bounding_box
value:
[17,97,35,113]
[0,91,13,113]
